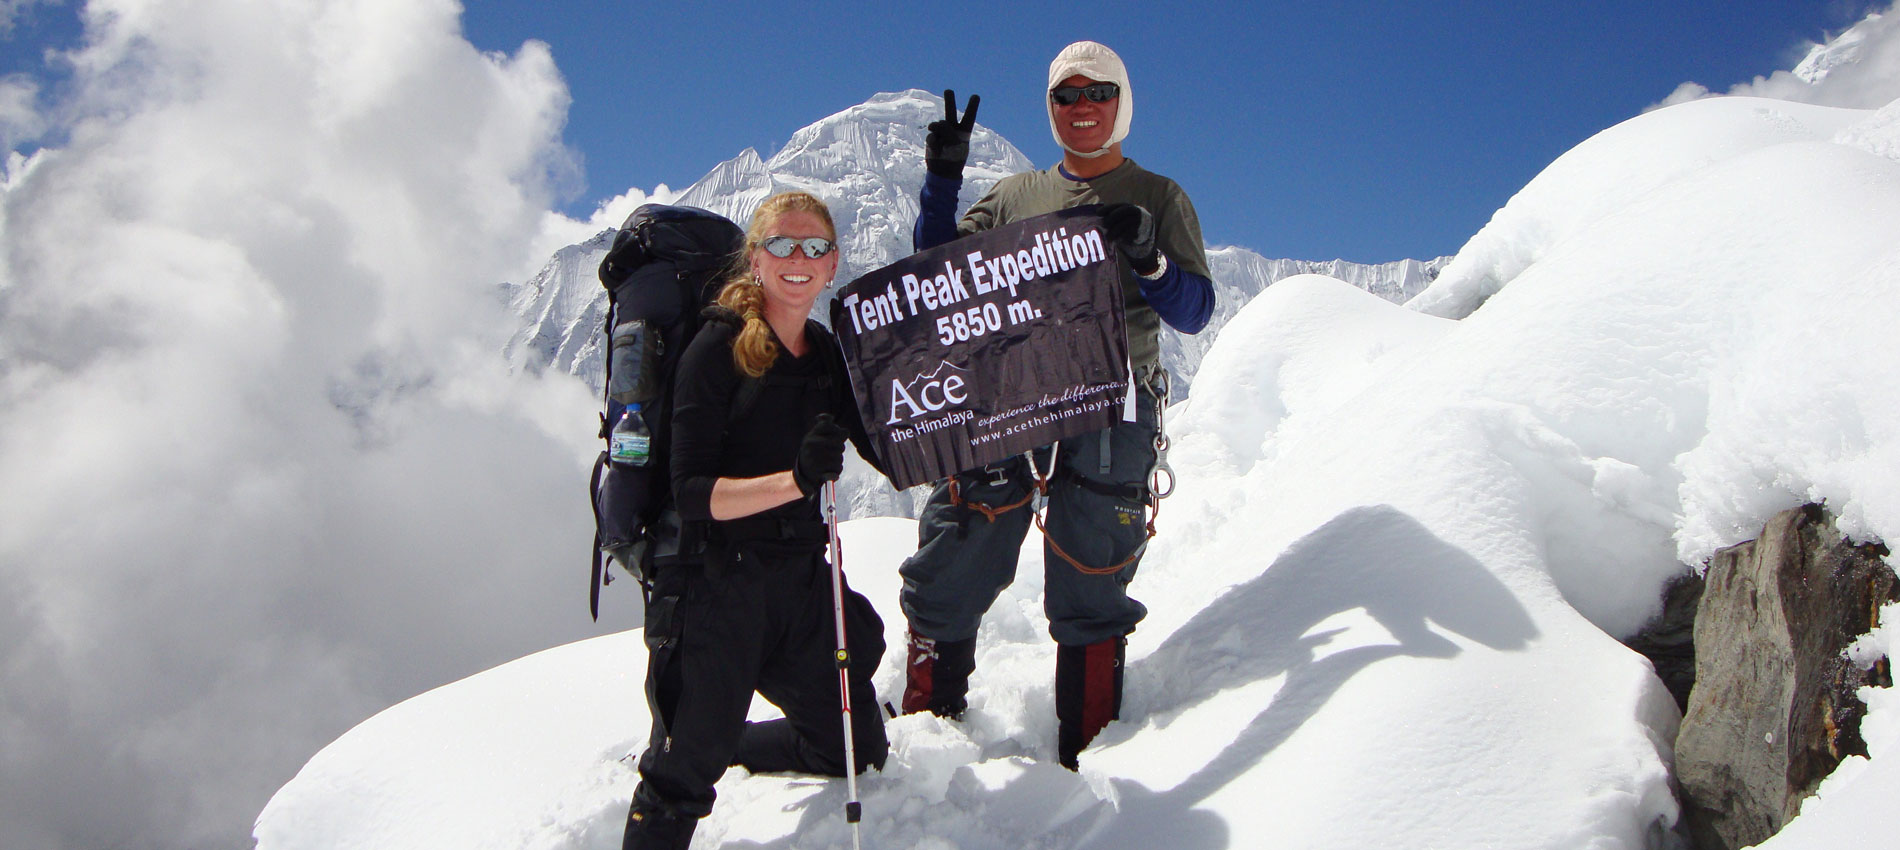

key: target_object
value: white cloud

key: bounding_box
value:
[1649,81,1712,111]
[0,1,603,848]
[1659,4,1900,109]
[0,74,43,152]
[516,182,684,284]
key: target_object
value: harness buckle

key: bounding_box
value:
[984,464,1011,488]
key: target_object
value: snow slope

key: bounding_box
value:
[261,89,1900,849]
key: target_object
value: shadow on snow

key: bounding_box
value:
[1088,504,1539,849]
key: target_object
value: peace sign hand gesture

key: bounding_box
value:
[924,89,981,179]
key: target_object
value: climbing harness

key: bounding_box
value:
[945,369,1177,576]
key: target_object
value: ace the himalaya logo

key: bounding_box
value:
[832,207,1130,490]
[886,360,973,427]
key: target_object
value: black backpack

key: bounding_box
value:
[589,204,744,620]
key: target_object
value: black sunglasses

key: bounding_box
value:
[761,236,835,259]
[1050,83,1119,106]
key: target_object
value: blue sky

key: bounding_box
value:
[3,1,1877,262]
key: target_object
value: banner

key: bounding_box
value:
[832,207,1129,490]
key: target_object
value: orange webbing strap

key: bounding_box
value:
[1034,490,1158,576]
[943,460,1152,573]
[1036,368,1172,576]
[945,473,1044,523]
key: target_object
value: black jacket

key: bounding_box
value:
[670,314,879,526]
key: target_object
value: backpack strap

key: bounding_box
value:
[730,376,765,425]
[588,451,609,621]
[820,327,853,416]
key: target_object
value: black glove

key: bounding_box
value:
[925,90,980,179]
[792,414,849,496]
[1100,203,1159,276]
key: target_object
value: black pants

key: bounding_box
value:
[633,538,887,819]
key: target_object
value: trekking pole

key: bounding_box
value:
[823,481,864,850]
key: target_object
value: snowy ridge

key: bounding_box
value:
[1405,96,1869,319]
[1172,249,1449,393]
[676,147,770,207]
[1795,11,1883,83]
[502,228,618,388]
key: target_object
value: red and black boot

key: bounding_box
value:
[900,629,977,719]
[1055,636,1126,770]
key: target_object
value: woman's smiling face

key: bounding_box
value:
[750,209,838,315]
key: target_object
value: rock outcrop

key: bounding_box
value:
[1625,571,1705,714]
[1674,503,1895,850]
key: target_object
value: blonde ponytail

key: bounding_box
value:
[717,275,777,378]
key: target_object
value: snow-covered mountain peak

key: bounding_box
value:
[672,89,1033,285]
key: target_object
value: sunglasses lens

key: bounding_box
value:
[763,236,832,259]
[1051,83,1118,105]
